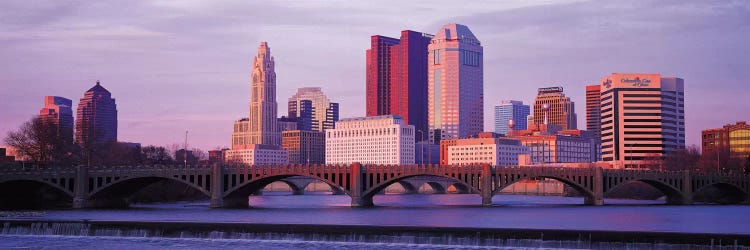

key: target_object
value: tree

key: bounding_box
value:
[3,117,77,166]
[744,155,750,174]
[141,146,174,165]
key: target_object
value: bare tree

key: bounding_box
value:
[141,145,173,165]
[3,117,77,166]
[663,146,701,171]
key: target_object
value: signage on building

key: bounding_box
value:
[620,77,652,87]
[537,87,564,94]
[602,79,612,89]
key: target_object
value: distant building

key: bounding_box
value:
[440,132,529,166]
[428,24,484,142]
[75,81,117,148]
[599,73,685,168]
[585,84,602,138]
[508,125,600,164]
[208,148,229,164]
[494,100,530,136]
[415,141,440,165]
[702,121,750,160]
[277,116,298,132]
[224,145,288,165]
[282,130,325,164]
[175,149,197,165]
[288,87,339,132]
[0,147,15,163]
[326,115,415,165]
[532,87,577,130]
[366,30,432,135]
[231,118,250,149]
[39,96,74,145]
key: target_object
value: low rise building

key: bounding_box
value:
[325,115,414,165]
[224,145,289,165]
[440,133,529,166]
[508,124,600,165]
[282,130,325,164]
[702,121,750,161]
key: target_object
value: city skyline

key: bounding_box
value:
[1,1,749,150]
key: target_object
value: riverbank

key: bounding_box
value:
[1,219,749,248]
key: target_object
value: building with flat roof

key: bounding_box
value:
[224,144,289,165]
[599,73,685,168]
[508,125,599,165]
[325,115,415,165]
[428,24,484,142]
[282,130,325,164]
[440,132,529,166]
[39,96,74,145]
[494,100,530,136]
[288,87,339,132]
[532,87,577,130]
[702,121,750,161]
[366,30,432,135]
[585,84,602,138]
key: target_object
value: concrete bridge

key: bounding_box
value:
[0,164,748,208]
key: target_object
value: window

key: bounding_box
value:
[432,49,441,65]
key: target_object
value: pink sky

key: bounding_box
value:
[1,1,748,150]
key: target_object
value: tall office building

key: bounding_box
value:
[75,81,117,147]
[532,87,577,130]
[599,73,685,168]
[366,30,432,135]
[428,24,484,142]
[585,84,602,138]
[287,87,339,132]
[247,42,281,147]
[494,100,530,135]
[39,96,74,145]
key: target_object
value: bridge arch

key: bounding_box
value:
[447,183,470,194]
[300,180,346,195]
[421,181,447,194]
[0,179,74,209]
[693,181,749,204]
[603,178,692,204]
[492,175,597,203]
[88,176,211,200]
[222,174,350,208]
[361,173,481,204]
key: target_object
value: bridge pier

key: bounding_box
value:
[209,164,224,208]
[73,165,89,209]
[585,167,604,206]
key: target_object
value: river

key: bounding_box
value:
[1,193,748,249]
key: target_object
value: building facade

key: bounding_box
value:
[75,81,117,148]
[366,30,432,135]
[247,42,281,147]
[585,84,602,138]
[39,96,74,145]
[224,145,289,165]
[441,133,529,166]
[428,24,484,142]
[287,87,339,132]
[532,87,577,130]
[510,131,599,165]
[599,73,685,168]
[494,100,530,136]
[325,115,415,165]
[282,130,325,164]
[702,121,750,161]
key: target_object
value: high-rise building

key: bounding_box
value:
[585,84,602,138]
[440,132,529,166]
[325,115,415,165]
[75,81,117,148]
[599,73,685,168]
[282,130,325,164]
[228,42,287,164]
[287,87,339,132]
[532,87,577,130]
[494,100,530,136]
[702,121,750,161]
[248,42,281,147]
[428,24,484,142]
[366,30,432,135]
[39,96,74,145]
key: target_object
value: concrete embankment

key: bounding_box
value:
[1,219,749,247]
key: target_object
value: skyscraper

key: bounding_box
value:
[39,96,74,145]
[599,73,685,168]
[532,87,577,130]
[428,24,483,142]
[248,42,281,147]
[287,87,339,132]
[75,81,117,147]
[585,84,602,138]
[366,30,432,135]
[494,100,530,135]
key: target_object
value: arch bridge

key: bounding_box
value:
[0,164,748,208]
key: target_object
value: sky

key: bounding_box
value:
[1,0,748,150]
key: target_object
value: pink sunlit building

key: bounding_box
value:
[599,73,685,168]
[428,24,483,143]
[39,96,74,145]
[75,81,117,147]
